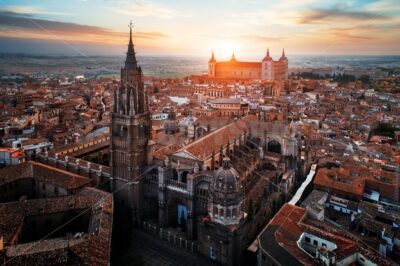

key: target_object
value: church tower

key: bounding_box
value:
[261,48,274,80]
[279,48,289,80]
[208,51,217,77]
[110,21,151,218]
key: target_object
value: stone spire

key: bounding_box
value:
[262,48,272,61]
[230,52,236,62]
[116,21,147,115]
[280,48,287,61]
[208,51,217,63]
[124,20,137,70]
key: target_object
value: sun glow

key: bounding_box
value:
[212,41,242,61]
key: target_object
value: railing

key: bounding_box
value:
[139,220,198,253]
[35,153,111,187]
[166,179,187,191]
[52,134,110,156]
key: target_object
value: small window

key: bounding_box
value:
[313,240,318,246]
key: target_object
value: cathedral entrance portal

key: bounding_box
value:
[167,198,188,230]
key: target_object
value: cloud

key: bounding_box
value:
[240,34,284,43]
[109,1,190,19]
[2,5,71,16]
[327,28,374,41]
[134,32,168,39]
[366,0,400,12]
[0,11,168,43]
[296,6,390,24]
[0,11,111,35]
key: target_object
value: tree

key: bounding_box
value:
[358,75,371,84]
[370,122,395,139]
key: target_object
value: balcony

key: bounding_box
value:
[166,179,187,191]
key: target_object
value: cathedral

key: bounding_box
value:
[208,49,288,81]
[110,22,152,217]
[110,25,301,265]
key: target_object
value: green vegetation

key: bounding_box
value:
[370,122,395,139]
[390,88,400,93]
[358,75,371,84]
[332,74,356,83]
[293,72,322,80]
[292,72,358,84]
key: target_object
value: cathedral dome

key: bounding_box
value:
[212,157,240,193]
[209,157,243,225]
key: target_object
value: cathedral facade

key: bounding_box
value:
[208,49,288,81]
[111,27,301,265]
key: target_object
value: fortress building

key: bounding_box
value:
[208,49,288,81]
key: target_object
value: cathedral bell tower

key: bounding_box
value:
[110,21,151,218]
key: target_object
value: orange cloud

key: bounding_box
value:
[0,11,168,45]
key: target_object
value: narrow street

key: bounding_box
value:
[117,229,218,266]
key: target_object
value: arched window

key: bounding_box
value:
[172,168,178,181]
[267,140,282,154]
[119,125,128,137]
[181,171,188,183]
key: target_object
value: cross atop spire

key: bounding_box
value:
[128,20,134,45]
[124,20,138,70]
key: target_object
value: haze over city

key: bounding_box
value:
[0,0,400,57]
[0,1,400,266]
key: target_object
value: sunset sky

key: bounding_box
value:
[0,0,399,58]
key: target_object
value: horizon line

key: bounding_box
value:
[1,52,400,58]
